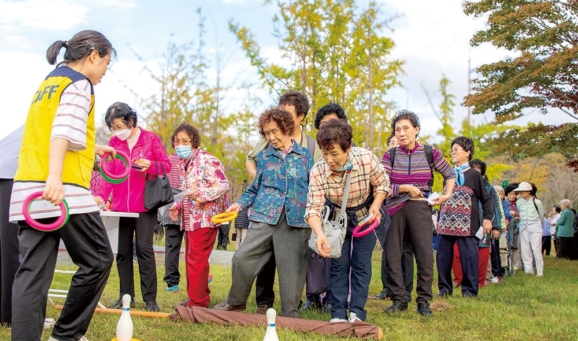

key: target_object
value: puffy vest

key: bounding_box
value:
[14,66,95,189]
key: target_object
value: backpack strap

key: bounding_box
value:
[532,198,540,216]
[425,145,435,188]
[390,145,434,188]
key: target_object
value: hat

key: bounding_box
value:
[513,182,532,192]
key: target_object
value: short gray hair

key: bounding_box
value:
[493,186,504,194]
[560,199,572,208]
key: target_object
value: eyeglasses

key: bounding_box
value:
[174,140,192,146]
[450,147,465,154]
[110,125,128,132]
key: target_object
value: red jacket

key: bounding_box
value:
[99,128,171,213]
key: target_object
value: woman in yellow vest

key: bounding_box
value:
[8,30,116,341]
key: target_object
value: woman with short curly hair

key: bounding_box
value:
[214,108,314,318]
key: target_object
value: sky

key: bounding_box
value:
[0,0,573,140]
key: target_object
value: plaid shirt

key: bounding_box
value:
[305,147,391,222]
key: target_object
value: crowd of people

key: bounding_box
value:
[0,29,577,341]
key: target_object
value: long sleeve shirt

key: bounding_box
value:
[381,142,455,216]
[438,168,493,237]
[305,147,390,222]
[238,140,313,228]
[173,148,230,231]
[516,197,544,225]
[555,208,575,238]
[98,128,171,213]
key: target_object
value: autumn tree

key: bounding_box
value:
[463,0,578,167]
[422,75,513,193]
[229,0,402,155]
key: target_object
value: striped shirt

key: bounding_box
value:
[381,142,455,216]
[9,79,98,222]
[164,153,186,229]
[305,147,390,222]
[234,206,250,228]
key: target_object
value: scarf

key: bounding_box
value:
[454,164,470,187]
[336,154,354,172]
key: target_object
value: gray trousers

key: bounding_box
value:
[227,211,309,317]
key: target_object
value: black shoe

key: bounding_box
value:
[300,299,321,312]
[321,302,332,314]
[417,302,433,317]
[384,300,408,313]
[462,292,477,298]
[109,298,135,309]
[373,290,387,300]
[145,301,160,312]
[436,291,452,298]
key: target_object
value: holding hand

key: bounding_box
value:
[43,175,64,205]
[315,232,332,258]
[95,144,116,158]
[405,185,423,198]
[93,196,105,210]
[482,219,492,234]
[430,193,451,206]
[368,205,382,223]
[133,158,151,172]
[168,203,179,221]
[227,203,241,213]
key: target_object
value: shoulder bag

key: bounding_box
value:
[308,170,352,258]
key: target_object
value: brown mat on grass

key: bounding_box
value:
[170,305,383,339]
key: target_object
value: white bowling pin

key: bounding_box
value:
[263,308,279,341]
[116,294,133,341]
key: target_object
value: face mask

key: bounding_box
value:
[176,145,192,159]
[113,129,131,141]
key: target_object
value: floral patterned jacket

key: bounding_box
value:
[237,140,314,228]
[174,148,230,231]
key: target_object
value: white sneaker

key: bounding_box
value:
[349,312,362,323]
[330,318,348,323]
[43,318,55,329]
[491,276,499,284]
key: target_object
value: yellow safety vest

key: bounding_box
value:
[14,66,95,189]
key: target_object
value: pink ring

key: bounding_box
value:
[22,192,69,232]
[352,218,380,238]
[100,150,131,180]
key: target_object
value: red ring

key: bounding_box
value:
[100,150,131,180]
[22,192,69,232]
[352,218,380,238]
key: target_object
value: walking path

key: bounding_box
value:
[56,246,235,267]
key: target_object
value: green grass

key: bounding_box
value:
[1,250,577,340]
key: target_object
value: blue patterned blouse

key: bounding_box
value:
[238,140,314,228]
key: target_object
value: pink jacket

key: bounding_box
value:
[99,128,171,213]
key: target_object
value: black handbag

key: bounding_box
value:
[144,162,174,211]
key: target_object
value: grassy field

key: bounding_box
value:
[1,249,577,341]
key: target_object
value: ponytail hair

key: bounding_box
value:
[46,30,116,66]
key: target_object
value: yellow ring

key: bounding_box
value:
[211,212,238,224]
